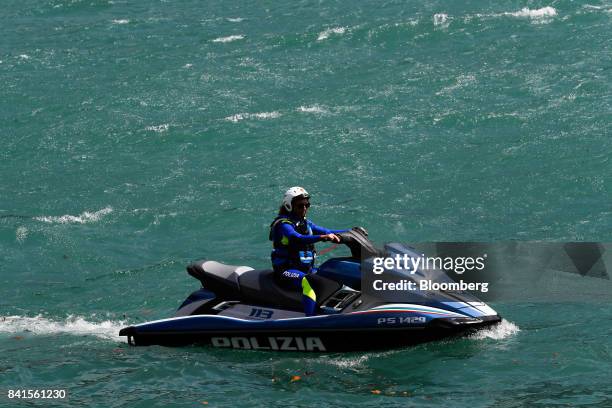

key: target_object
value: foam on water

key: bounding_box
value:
[581,5,612,14]
[433,13,450,28]
[505,7,557,19]
[436,74,476,95]
[317,27,346,41]
[473,7,558,22]
[212,35,245,43]
[324,354,371,368]
[0,315,126,341]
[225,111,281,122]
[145,124,170,133]
[297,105,329,114]
[15,226,28,242]
[34,207,113,224]
[470,319,520,340]
[111,19,130,25]
[321,349,400,369]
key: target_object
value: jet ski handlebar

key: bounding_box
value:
[336,227,382,259]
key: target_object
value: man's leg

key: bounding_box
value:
[279,270,317,316]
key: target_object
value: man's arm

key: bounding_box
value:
[278,222,323,244]
[308,221,349,235]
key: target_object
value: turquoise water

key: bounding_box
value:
[1,0,611,406]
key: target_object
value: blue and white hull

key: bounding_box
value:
[120,303,500,351]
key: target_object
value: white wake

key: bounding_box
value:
[0,315,126,341]
[34,207,113,224]
[470,319,520,340]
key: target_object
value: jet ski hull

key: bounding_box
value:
[119,312,501,351]
[120,229,503,352]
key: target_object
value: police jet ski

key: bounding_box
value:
[119,228,501,351]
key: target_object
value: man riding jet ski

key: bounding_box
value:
[119,189,501,351]
[270,187,348,316]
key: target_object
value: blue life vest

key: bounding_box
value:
[269,216,316,273]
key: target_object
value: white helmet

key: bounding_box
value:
[282,186,310,212]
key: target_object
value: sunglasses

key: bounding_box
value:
[295,202,311,209]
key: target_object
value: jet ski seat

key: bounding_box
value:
[187,260,253,296]
[238,269,342,311]
[188,260,343,312]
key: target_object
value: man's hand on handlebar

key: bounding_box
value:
[321,233,341,243]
